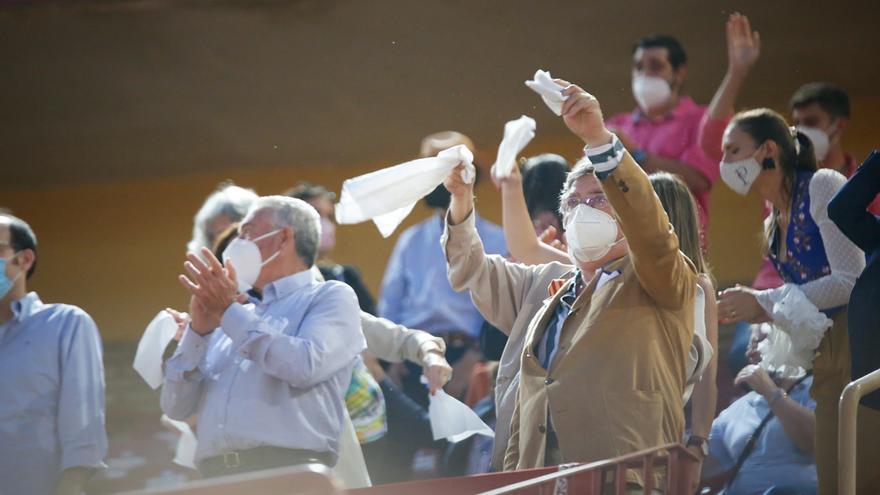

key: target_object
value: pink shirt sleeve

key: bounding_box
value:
[698,113,731,163]
[680,131,721,184]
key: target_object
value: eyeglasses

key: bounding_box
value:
[563,194,608,212]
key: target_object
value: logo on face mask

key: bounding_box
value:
[632,75,672,111]
[563,204,621,263]
[720,153,763,196]
[222,229,283,292]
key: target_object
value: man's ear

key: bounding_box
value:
[835,117,849,136]
[16,249,35,277]
[672,66,688,91]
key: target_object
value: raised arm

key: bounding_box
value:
[698,13,761,161]
[828,149,880,252]
[493,161,570,265]
[443,167,548,334]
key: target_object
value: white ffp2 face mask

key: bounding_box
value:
[632,75,672,111]
[720,153,763,196]
[796,125,835,162]
[564,204,620,264]
[222,229,282,292]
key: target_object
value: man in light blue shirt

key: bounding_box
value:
[0,214,107,495]
[162,195,365,478]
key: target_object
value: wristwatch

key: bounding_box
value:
[685,434,709,458]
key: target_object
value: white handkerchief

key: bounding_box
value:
[595,269,621,291]
[160,415,198,470]
[428,389,495,443]
[335,145,475,237]
[133,311,180,389]
[525,69,569,116]
[492,115,537,180]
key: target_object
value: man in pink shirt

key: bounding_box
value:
[607,34,718,240]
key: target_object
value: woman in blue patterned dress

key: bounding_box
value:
[714,108,878,494]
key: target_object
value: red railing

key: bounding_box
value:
[113,463,341,495]
[114,443,698,495]
[350,443,699,495]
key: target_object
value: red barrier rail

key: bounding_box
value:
[350,443,699,495]
[113,463,341,495]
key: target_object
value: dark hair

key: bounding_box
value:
[731,108,818,249]
[731,108,818,201]
[633,34,688,69]
[789,82,850,119]
[423,184,452,209]
[2,214,38,279]
[521,154,569,227]
[284,182,336,202]
[212,222,240,262]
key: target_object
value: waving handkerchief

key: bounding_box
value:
[335,145,475,237]
[492,115,537,180]
[133,310,180,389]
[525,69,569,116]
[160,415,198,470]
[428,389,495,443]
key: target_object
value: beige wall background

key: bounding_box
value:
[2,1,878,341]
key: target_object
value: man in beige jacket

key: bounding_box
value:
[442,80,696,476]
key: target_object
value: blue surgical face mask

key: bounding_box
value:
[0,253,23,300]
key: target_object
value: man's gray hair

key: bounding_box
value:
[189,183,258,253]
[557,158,596,217]
[250,195,322,267]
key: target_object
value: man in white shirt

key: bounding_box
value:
[161,195,366,477]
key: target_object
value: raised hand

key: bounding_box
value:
[727,12,761,76]
[555,79,613,147]
[178,247,239,334]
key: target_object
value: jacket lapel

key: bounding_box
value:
[524,273,576,365]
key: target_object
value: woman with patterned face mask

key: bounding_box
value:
[716,108,879,494]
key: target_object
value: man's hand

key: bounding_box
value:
[717,285,769,324]
[422,351,453,396]
[444,163,476,225]
[726,12,761,77]
[178,248,239,334]
[556,80,613,147]
[734,364,778,398]
[490,160,523,191]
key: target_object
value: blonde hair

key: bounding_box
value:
[648,172,709,276]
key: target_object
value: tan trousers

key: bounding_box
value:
[812,310,880,494]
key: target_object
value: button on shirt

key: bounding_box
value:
[708,376,817,494]
[160,269,366,464]
[379,212,507,337]
[608,97,718,232]
[0,292,107,495]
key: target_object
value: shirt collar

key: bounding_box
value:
[259,269,316,304]
[632,96,696,123]
[7,291,41,322]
